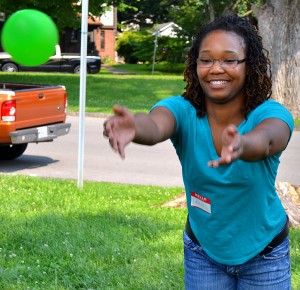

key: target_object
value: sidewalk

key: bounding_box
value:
[101,64,137,75]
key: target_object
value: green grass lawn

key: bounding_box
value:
[0,70,185,114]
[0,175,186,289]
[0,175,299,289]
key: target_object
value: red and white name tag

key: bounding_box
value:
[191,192,211,214]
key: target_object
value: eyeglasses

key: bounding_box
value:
[196,58,246,69]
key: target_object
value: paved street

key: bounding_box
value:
[0,115,299,187]
[0,115,183,187]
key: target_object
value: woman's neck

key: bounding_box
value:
[206,100,244,127]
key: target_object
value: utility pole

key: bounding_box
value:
[151,31,159,75]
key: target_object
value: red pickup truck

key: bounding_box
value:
[0,82,71,160]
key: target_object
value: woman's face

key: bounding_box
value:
[197,30,247,105]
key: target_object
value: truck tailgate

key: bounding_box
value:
[14,86,67,129]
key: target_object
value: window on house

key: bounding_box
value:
[100,31,105,50]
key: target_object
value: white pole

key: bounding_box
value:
[77,0,89,188]
[151,32,158,75]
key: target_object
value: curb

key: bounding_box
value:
[67,112,110,118]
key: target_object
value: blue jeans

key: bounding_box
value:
[183,231,291,290]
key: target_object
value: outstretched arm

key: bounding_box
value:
[103,105,176,158]
[208,118,291,167]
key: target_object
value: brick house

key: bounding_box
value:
[61,6,117,61]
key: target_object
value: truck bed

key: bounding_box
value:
[0,82,61,91]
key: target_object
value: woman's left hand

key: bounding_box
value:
[208,124,243,167]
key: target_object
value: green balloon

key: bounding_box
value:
[1,9,59,66]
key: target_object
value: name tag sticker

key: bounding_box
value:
[191,192,211,214]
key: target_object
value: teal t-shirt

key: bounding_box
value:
[152,96,294,265]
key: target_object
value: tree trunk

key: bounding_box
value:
[252,0,300,119]
[207,0,215,22]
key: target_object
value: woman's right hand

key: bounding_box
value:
[103,105,135,159]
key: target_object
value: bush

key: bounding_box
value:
[155,36,188,64]
[116,30,153,63]
[116,30,187,64]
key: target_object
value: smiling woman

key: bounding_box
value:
[196,30,247,109]
[103,13,294,289]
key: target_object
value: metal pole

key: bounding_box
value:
[77,0,89,188]
[151,32,158,75]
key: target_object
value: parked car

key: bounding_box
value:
[0,45,101,74]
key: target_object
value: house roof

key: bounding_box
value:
[154,22,174,32]
[150,22,181,37]
[88,15,102,26]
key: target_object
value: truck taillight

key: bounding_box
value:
[2,100,16,122]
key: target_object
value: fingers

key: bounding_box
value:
[103,120,110,137]
[106,131,126,158]
[103,118,119,153]
[222,124,238,145]
[208,151,232,168]
[208,156,234,168]
[102,105,122,142]
[208,143,242,167]
[103,120,114,141]
[208,124,242,167]
[112,105,131,118]
[228,124,238,134]
[107,135,125,157]
[118,141,126,159]
[108,133,119,154]
[103,105,133,159]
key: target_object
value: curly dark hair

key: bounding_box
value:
[183,13,272,118]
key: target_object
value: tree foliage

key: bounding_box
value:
[116,30,188,64]
[116,30,153,63]
[0,0,128,31]
[117,0,182,29]
[0,0,265,36]
[168,0,265,38]
[118,0,265,38]
[116,0,266,63]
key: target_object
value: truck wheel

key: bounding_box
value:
[2,63,19,72]
[74,65,81,74]
[0,144,28,160]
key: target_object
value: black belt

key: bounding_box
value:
[185,216,289,256]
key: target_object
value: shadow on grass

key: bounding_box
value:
[0,210,185,289]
